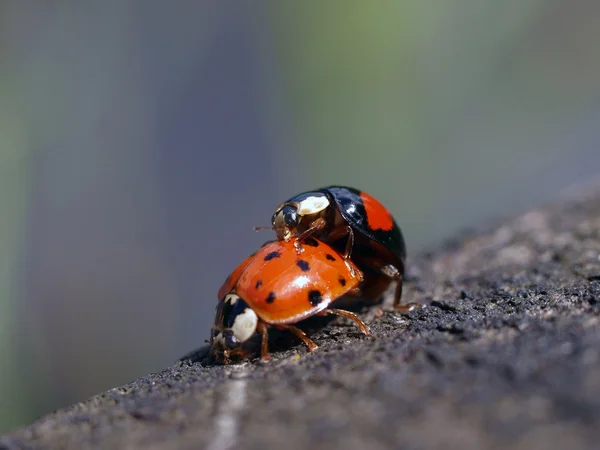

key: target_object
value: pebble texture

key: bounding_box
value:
[2,179,600,450]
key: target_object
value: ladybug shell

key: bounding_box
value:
[222,239,362,325]
[217,240,276,300]
[321,186,406,270]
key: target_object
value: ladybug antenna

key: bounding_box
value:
[254,226,274,232]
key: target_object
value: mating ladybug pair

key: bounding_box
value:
[210,186,415,363]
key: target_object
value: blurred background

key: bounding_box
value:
[2,0,600,433]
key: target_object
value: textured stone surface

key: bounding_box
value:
[2,178,600,450]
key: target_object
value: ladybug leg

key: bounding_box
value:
[257,320,270,361]
[341,226,358,278]
[293,218,327,254]
[381,264,419,312]
[318,309,371,336]
[222,349,231,365]
[343,226,355,259]
[275,324,318,352]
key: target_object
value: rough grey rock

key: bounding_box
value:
[2,179,600,450]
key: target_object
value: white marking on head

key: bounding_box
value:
[297,195,330,216]
[213,332,226,348]
[231,307,258,343]
[224,293,239,305]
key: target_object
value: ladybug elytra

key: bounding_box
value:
[211,238,370,363]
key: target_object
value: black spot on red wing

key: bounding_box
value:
[303,237,319,247]
[326,254,336,261]
[264,251,281,261]
[265,292,276,303]
[255,280,263,289]
[338,276,347,287]
[308,290,323,306]
[296,260,310,272]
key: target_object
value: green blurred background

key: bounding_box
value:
[2,1,600,433]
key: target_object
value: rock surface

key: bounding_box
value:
[2,179,600,450]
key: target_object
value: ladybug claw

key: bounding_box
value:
[318,309,371,336]
[393,302,420,313]
[293,240,305,254]
[278,324,317,352]
[344,260,362,282]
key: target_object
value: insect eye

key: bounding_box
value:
[224,331,239,348]
[272,205,298,229]
[282,206,298,227]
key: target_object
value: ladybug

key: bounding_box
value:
[270,186,416,311]
[211,238,370,363]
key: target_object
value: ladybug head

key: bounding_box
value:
[272,192,330,240]
[210,293,258,363]
[271,205,298,240]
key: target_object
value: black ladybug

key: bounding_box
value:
[270,186,416,311]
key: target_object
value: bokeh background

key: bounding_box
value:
[2,1,600,433]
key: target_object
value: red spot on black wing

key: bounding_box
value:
[360,191,394,231]
[308,290,323,306]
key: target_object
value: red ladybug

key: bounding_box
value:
[211,238,370,363]
[269,186,416,311]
